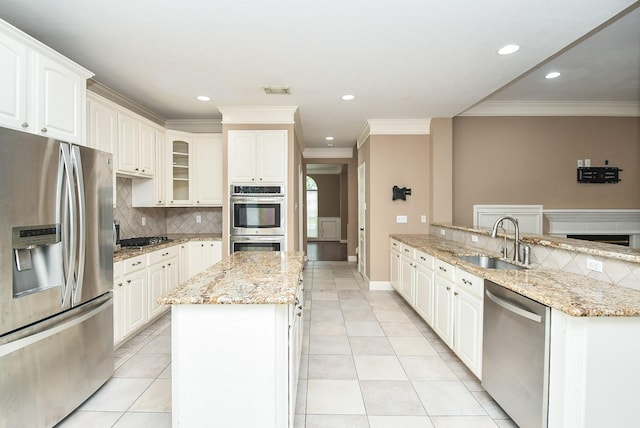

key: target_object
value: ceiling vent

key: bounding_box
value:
[263,86,291,95]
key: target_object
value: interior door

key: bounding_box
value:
[358,163,366,276]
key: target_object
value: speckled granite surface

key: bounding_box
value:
[391,234,640,317]
[113,234,222,262]
[431,222,640,263]
[159,251,305,305]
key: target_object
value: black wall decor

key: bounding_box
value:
[392,185,412,200]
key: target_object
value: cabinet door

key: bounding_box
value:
[433,277,454,347]
[228,131,257,183]
[113,262,125,346]
[179,243,189,283]
[34,53,85,144]
[415,264,435,326]
[454,289,483,378]
[87,96,117,153]
[168,136,192,204]
[166,256,179,293]
[138,122,156,177]
[124,270,147,336]
[0,31,28,130]
[194,134,223,205]
[117,112,139,174]
[390,250,401,291]
[400,255,415,305]
[187,241,206,278]
[206,241,222,266]
[154,130,166,204]
[147,263,166,320]
[257,130,286,183]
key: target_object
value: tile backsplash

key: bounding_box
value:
[114,177,222,238]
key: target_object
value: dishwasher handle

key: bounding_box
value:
[486,289,542,323]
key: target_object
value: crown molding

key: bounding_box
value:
[303,148,354,159]
[356,119,431,149]
[165,119,222,133]
[461,101,640,117]
[217,106,299,124]
[87,79,166,126]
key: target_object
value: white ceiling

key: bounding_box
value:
[0,0,637,151]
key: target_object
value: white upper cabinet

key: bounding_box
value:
[0,19,92,144]
[87,92,117,154]
[194,134,223,206]
[116,111,155,177]
[228,130,287,184]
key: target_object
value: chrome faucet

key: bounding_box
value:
[490,216,529,264]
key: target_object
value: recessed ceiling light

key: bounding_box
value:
[196,95,210,101]
[545,71,561,79]
[325,136,334,141]
[498,44,520,55]
[341,94,356,101]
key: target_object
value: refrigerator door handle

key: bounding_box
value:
[58,144,76,308]
[70,146,86,304]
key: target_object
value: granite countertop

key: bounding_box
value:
[431,222,640,264]
[113,234,222,262]
[159,251,305,305]
[391,234,640,317]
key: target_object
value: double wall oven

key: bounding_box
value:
[230,185,285,252]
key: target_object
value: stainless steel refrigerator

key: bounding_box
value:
[0,127,114,427]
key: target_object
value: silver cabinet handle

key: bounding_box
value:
[21,122,28,128]
[439,266,447,272]
[454,291,459,296]
[446,286,451,291]
[41,127,47,133]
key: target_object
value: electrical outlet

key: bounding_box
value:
[471,235,479,243]
[141,216,146,226]
[440,229,446,236]
[396,215,407,224]
[585,159,591,167]
[421,215,427,223]
[196,215,202,224]
[586,258,603,272]
[577,159,583,167]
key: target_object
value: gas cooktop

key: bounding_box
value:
[119,236,172,248]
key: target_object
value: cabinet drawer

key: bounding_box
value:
[456,268,484,298]
[401,245,415,258]
[415,250,434,269]
[123,254,146,274]
[390,239,401,252]
[148,245,179,265]
[435,259,455,281]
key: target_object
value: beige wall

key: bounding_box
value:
[309,174,341,217]
[452,116,640,225]
[360,134,431,282]
[430,118,453,224]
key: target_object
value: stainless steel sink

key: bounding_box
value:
[455,255,526,271]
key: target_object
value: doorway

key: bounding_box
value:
[306,163,347,261]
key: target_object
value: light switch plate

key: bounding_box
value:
[421,215,427,223]
[196,215,202,224]
[471,235,479,243]
[397,215,408,224]
[586,258,603,272]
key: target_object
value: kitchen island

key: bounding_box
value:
[391,229,640,428]
[159,251,305,428]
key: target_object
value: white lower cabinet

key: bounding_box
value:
[122,255,148,338]
[414,251,435,325]
[188,240,222,278]
[113,261,124,345]
[433,259,455,347]
[453,268,483,378]
[390,238,483,379]
[147,245,179,320]
[288,275,304,427]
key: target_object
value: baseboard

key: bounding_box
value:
[368,280,394,291]
[348,255,357,262]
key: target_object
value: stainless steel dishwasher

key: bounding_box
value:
[482,280,551,428]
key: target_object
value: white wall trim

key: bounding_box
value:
[368,280,393,291]
[544,209,640,234]
[348,255,357,262]
[356,118,432,149]
[356,121,370,150]
[303,148,353,159]
[461,101,640,117]
[88,81,165,126]
[217,106,299,124]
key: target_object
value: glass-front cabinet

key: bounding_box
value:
[167,131,192,204]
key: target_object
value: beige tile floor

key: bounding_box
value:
[57,261,517,428]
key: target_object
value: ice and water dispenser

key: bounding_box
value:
[12,224,63,298]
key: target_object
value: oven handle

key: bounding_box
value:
[230,196,284,203]
[231,235,285,242]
